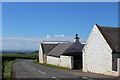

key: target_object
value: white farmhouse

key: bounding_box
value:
[83,24,120,76]
[39,41,68,63]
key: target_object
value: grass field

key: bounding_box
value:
[2,52,38,59]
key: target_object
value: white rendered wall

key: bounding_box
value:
[83,24,118,76]
[47,56,61,66]
[39,43,44,63]
[117,58,120,76]
[47,55,73,69]
[60,55,73,69]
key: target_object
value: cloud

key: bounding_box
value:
[46,35,52,38]
[54,35,65,37]
[45,35,73,41]
[46,35,65,38]
[1,35,87,50]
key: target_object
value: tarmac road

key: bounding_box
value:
[12,60,89,80]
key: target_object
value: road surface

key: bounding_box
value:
[13,60,91,80]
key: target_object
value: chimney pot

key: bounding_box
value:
[74,34,79,42]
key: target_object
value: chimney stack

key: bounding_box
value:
[74,34,79,42]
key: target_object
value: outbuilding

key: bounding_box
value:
[39,34,84,69]
[83,24,120,76]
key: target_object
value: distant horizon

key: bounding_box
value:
[1,49,37,52]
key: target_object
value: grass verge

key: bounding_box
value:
[32,61,70,70]
[3,59,21,80]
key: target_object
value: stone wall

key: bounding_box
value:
[47,55,73,69]
[60,55,73,69]
[47,56,60,66]
[83,24,118,76]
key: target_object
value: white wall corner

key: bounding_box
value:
[117,58,120,76]
[82,24,113,75]
[39,43,44,63]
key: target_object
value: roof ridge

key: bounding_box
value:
[61,42,76,55]
[62,42,81,55]
[100,26,120,28]
[48,42,74,57]
[47,43,59,54]
[97,25,120,52]
[96,24,120,28]
[47,43,60,55]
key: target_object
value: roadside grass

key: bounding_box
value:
[3,59,21,80]
[32,61,70,70]
[2,51,39,80]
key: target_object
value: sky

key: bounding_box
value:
[2,2,118,51]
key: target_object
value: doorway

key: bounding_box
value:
[73,53,82,69]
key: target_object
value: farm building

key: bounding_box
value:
[39,34,84,69]
[39,41,69,63]
[83,24,120,76]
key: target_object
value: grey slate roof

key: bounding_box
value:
[63,42,84,55]
[48,42,84,57]
[41,43,58,54]
[97,25,120,52]
[48,42,74,57]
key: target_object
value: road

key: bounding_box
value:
[13,60,90,80]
